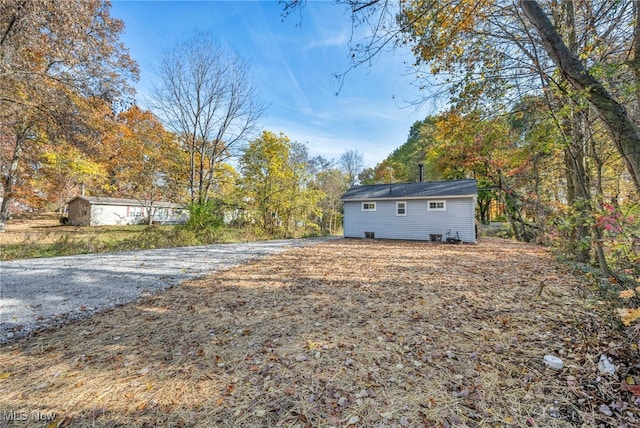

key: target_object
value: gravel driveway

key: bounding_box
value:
[0,237,335,343]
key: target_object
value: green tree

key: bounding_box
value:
[380,117,442,183]
[309,156,349,235]
[358,167,377,185]
[239,131,322,237]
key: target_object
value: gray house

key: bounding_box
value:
[341,179,478,243]
[66,196,188,226]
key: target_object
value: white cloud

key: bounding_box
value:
[301,31,351,51]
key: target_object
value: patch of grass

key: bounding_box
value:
[0,212,332,260]
[1,231,132,260]
[0,224,265,261]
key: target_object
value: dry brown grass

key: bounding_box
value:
[0,238,637,427]
[0,212,140,248]
[0,212,65,245]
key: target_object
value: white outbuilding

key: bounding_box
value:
[66,196,188,226]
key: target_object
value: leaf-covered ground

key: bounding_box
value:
[1,238,638,427]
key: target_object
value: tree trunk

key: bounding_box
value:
[588,124,612,276]
[567,112,592,263]
[187,133,197,203]
[531,154,546,242]
[0,135,24,232]
[198,144,206,204]
[477,198,491,225]
[520,0,640,192]
[634,1,640,107]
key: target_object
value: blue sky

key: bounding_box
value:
[110,0,435,168]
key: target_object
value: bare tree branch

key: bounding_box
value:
[151,32,265,204]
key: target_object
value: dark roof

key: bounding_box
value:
[341,179,477,201]
[67,196,184,208]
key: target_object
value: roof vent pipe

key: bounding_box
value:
[419,163,424,183]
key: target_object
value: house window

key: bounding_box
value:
[129,206,143,218]
[396,201,407,216]
[428,200,446,211]
[362,202,376,211]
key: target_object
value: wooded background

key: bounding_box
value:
[1,1,638,287]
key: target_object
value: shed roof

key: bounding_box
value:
[67,196,184,208]
[341,179,477,201]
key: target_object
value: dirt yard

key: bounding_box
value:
[0,238,637,427]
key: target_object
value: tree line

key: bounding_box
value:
[1,0,638,285]
[310,0,638,284]
[0,1,362,237]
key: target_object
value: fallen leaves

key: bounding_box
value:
[0,238,638,426]
[617,307,640,326]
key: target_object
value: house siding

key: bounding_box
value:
[90,205,131,226]
[66,196,189,226]
[343,197,476,243]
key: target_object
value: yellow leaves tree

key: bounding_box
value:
[35,144,107,212]
[400,0,492,75]
[432,109,515,181]
[239,131,322,237]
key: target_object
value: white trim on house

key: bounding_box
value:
[427,200,446,211]
[396,201,407,216]
[361,202,376,211]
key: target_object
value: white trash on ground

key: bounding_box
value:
[543,354,564,370]
[598,354,616,375]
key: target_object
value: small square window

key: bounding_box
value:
[362,202,376,211]
[130,206,143,217]
[396,201,407,216]
[428,200,446,211]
